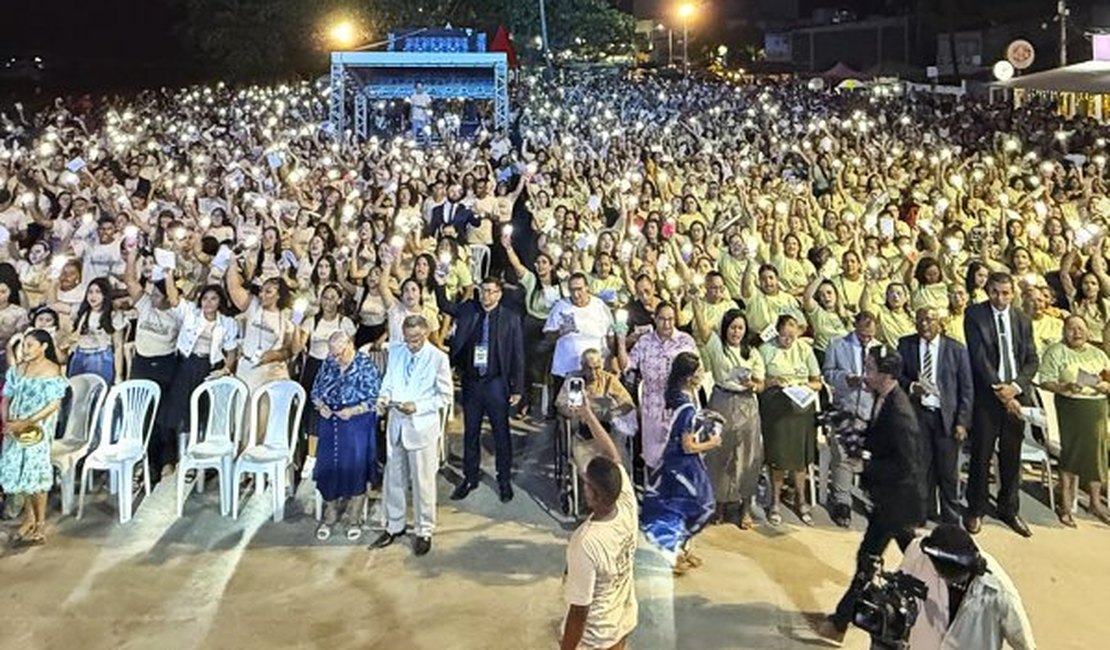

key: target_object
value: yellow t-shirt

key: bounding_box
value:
[877,306,916,349]
[747,290,806,335]
[1031,315,1065,355]
[1039,342,1110,385]
[759,339,820,385]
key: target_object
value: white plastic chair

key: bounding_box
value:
[176,377,249,517]
[232,380,306,522]
[77,380,161,524]
[51,374,108,516]
[469,244,491,281]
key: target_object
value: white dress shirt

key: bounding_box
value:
[991,306,1020,385]
[918,336,942,409]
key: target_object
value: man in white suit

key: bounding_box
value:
[369,315,454,556]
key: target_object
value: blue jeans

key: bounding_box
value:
[69,347,115,386]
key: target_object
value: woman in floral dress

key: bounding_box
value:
[1,330,68,545]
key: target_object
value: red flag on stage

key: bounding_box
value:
[489,25,518,69]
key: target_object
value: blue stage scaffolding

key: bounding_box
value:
[328,51,510,141]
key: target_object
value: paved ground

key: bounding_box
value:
[2,420,1108,650]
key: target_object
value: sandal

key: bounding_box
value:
[673,553,692,576]
[1057,509,1077,528]
[767,507,783,526]
[739,511,754,530]
[797,506,814,527]
[684,551,704,568]
[315,523,332,541]
[346,525,363,542]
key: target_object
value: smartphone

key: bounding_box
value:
[567,377,585,408]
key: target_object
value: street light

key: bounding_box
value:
[329,20,358,49]
[677,3,696,76]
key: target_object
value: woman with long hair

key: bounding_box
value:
[226,259,294,393]
[704,310,765,529]
[67,277,125,385]
[640,351,722,575]
[293,283,356,484]
[155,284,239,478]
[504,232,561,418]
[0,329,67,545]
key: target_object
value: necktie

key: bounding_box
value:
[405,352,416,382]
[859,343,867,376]
[997,313,1014,383]
[477,312,490,377]
[922,342,934,385]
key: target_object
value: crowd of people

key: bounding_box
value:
[0,64,1102,647]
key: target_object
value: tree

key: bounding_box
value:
[174,0,634,80]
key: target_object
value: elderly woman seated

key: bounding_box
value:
[555,348,637,472]
[310,331,382,541]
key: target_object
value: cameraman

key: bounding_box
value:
[817,348,927,644]
[899,524,1036,649]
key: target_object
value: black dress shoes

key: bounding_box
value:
[963,515,982,535]
[413,536,432,556]
[1001,514,1033,538]
[499,482,514,503]
[369,531,400,549]
[450,481,478,501]
[831,503,852,528]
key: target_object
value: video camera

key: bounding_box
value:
[853,557,928,650]
[815,408,869,460]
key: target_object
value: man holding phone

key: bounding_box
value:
[822,311,880,527]
[560,398,638,650]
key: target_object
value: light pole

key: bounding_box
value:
[1059,0,1069,66]
[678,3,696,76]
[538,0,550,64]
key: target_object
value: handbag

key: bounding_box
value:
[13,422,45,447]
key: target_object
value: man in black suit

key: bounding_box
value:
[898,307,974,525]
[441,277,525,503]
[963,272,1039,538]
[426,184,479,240]
[817,348,926,643]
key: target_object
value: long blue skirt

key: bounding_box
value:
[640,454,716,553]
[313,411,378,502]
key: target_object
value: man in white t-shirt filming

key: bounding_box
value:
[561,398,638,650]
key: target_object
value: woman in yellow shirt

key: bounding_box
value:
[869,282,915,349]
[758,315,823,526]
[802,275,852,366]
[1038,316,1110,526]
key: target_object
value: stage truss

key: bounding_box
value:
[328,51,510,141]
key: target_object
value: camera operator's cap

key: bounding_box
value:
[921,524,980,569]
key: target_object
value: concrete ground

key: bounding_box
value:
[2,419,1108,650]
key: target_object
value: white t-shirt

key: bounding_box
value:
[563,466,638,649]
[411,92,432,122]
[544,297,613,377]
[303,314,356,360]
[133,294,183,357]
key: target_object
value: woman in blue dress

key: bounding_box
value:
[640,351,723,576]
[1,330,68,546]
[310,330,381,542]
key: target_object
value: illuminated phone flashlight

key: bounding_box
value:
[124,225,139,242]
[615,309,628,325]
[244,234,259,248]
[693,273,705,287]
[292,297,309,314]
[438,251,452,266]
[866,256,881,272]
[389,235,404,250]
[174,227,187,241]
[81,211,95,225]
[51,255,68,272]
[945,237,963,254]
[346,231,358,244]
[502,225,514,237]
